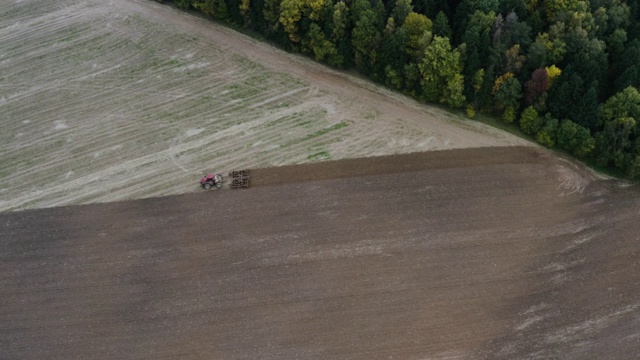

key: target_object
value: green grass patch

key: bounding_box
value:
[231,86,260,100]
[198,95,213,105]
[307,151,331,161]
[295,119,313,127]
[281,121,349,148]
[306,122,348,139]
[265,113,300,128]
[363,110,379,120]
[164,59,181,67]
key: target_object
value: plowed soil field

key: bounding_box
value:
[2,147,640,359]
[3,0,640,358]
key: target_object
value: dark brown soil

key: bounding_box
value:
[1,147,640,359]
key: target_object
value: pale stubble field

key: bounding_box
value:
[0,0,527,212]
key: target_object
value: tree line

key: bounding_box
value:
[157,0,640,179]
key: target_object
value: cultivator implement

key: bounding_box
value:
[229,170,251,189]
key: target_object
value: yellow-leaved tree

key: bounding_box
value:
[279,0,303,42]
[545,65,562,89]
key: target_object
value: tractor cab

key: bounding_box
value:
[200,173,223,189]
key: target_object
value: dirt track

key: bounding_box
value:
[2,147,640,359]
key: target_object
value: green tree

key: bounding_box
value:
[503,44,526,74]
[628,155,640,179]
[602,86,640,123]
[544,0,582,21]
[175,0,194,9]
[461,11,496,99]
[443,73,466,108]
[492,72,522,112]
[352,9,382,74]
[350,0,385,24]
[502,106,516,123]
[557,119,595,157]
[472,68,485,94]
[403,62,422,96]
[615,66,639,94]
[593,6,608,35]
[464,11,496,62]
[466,105,477,118]
[380,20,409,88]
[477,64,497,109]
[492,11,532,52]
[566,33,607,92]
[330,1,352,67]
[418,36,466,107]
[391,0,413,25]
[528,7,546,37]
[575,84,602,130]
[595,86,640,173]
[519,106,543,135]
[605,0,631,34]
[402,12,433,61]
[536,115,559,147]
[331,1,349,41]
[279,0,303,42]
[607,28,627,59]
[574,128,596,157]
[433,11,452,38]
[548,66,600,130]
[241,0,265,31]
[526,34,547,69]
[453,0,500,42]
[305,0,328,21]
[536,131,555,147]
[226,0,243,24]
[303,23,339,64]
[613,39,640,93]
[499,0,528,20]
[264,0,282,30]
[193,0,229,20]
[596,116,636,169]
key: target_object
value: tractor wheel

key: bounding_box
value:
[203,182,212,190]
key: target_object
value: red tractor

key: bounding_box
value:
[200,173,224,190]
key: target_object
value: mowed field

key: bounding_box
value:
[0,0,526,212]
[2,147,640,359]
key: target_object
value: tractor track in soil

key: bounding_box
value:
[2,147,640,359]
